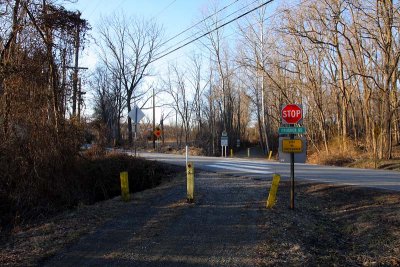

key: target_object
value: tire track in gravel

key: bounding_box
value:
[44,172,270,266]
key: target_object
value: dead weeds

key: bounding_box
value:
[257,182,400,266]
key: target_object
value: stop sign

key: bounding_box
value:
[154,129,161,137]
[281,104,303,124]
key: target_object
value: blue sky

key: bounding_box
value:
[62,0,283,122]
[63,0,240,67]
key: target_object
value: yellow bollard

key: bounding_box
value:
[187,162,195,202]
[266,174,281,208]
[230,149,233,157]
[120,171,130,202]
[268,150,273,160]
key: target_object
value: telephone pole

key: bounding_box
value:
[72,24,80,118]
[69,19,88,121]
[153,87,156,149]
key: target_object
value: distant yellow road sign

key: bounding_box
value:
[282,139,302,153]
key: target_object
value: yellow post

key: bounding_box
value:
[266,174,281,208]
[268,150,273,160]
[120,171,130,202]
[187,162,194,202]
[230,149,233,157]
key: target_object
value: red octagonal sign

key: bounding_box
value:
[281,104,303,124]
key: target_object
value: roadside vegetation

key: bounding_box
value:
[0,143,179,235]
[307,137,400,170]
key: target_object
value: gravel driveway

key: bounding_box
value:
[44,172,269,266]
[42,169,400,266]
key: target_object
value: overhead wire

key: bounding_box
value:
[223,0,309,41]
[157,0,241,49]
[152,0,179,19]
[153,0,309,76]
[151,0,275,64]
[156,0,261,59]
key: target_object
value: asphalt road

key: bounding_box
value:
[137,152,400,191]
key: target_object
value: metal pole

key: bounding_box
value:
[134,107,138,157]
[153,87,156,149]
[290,133,295,209]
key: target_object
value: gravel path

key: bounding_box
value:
[44,172,269,266]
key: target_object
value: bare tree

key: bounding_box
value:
[163,63,193,146]
[97,13,163,145]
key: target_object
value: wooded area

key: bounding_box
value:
[1,0,400,227]
[0,0,91,227]
[93,0,400,160]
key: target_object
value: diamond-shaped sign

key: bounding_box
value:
[128,106,145,124]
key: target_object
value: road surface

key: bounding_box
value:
[137,152,400,191]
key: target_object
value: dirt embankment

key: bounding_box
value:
[1,171,399,266]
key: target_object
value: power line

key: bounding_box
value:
[157,0,260,59]
[152,0,178,19]
[153,0,307,75]
[224,0,310,41]
[158,0,240,49]
[151,0,275,64]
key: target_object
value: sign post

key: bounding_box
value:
[128,105,145,157]
[290,134,295,209]
[153,128,162,151]
[280,104,304,210]
[221,131,228,157]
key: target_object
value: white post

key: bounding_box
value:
[224,146,227,158]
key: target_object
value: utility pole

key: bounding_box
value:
[153,87,156,149]
[68,23,87,121]
[260,19,269,155]
[72,24,80,118]
[66,65,88,119]
[77,78,86,120]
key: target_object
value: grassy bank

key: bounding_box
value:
[0,147,182,235]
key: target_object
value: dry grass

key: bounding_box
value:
[0,149,182,235]
[308,138,400,171]
[257,182,400,266]
[308,138,362,166]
